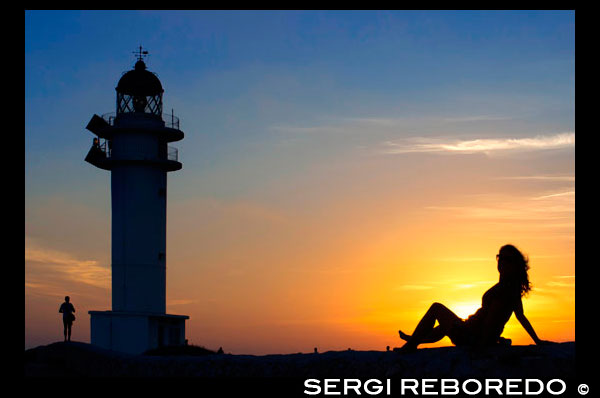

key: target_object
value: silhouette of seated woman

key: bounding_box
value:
[397,244,554,353]
[59,296,75,342]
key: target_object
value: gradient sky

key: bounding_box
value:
[25,10,574,354]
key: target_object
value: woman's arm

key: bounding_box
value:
[515,311,542,344]
[514,299,552,345]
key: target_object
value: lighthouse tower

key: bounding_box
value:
[85,48,188,354]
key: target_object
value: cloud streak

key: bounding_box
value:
[396,284,433,290]
[546,275,575,288]
[495,175,574,182]
[382,132,574,155]
[532,191,575,200]
[25,237,110,290]
[424,188,574,224]
[442,115,512,123]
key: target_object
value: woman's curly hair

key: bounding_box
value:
[499,244,532,297]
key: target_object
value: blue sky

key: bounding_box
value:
[25,10,575,352]
[26,10,574,200]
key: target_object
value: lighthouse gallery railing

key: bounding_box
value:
[101,112,180,130]
[97,112,179,162]
[96,139,178,162]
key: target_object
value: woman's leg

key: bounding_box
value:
[400,326,445,344]
[63,320,68,341]
[402,302,462,351]
[67,322,72,341]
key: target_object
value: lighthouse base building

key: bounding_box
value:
[85,51,189,355]
[89,311,188,354]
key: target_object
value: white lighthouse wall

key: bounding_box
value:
[111,130,168,314]
[112,129,164,161]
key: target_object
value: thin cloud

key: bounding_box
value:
[424,188,574,223]
[546,275,575,288]
[453,281,496,289]
[424,205,571,221]
[382,132,574,155]
[532,191,575,200]
[547,281,575,288]
[496,175,574,182]
[167,299,197,306]
[396,284,433,290]
[437,257,490,262]
[442,115,511,123]
[269,124,345,135]
[25,281,61,298]
[25,237,110,290]
[342,117,401,126]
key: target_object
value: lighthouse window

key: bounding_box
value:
[132,96,148,112]
[158,188,166,197]
[158,252,165,260]
[117,93,162,116]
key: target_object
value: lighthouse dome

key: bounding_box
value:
[116,60,163,96]
[116,59,163,116]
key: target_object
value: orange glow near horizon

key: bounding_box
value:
[25,141,574,355]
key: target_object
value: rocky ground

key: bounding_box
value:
[25,341,575,380]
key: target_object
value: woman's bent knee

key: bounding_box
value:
[430,302,447,311]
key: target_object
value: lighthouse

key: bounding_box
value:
[85,48,188,354]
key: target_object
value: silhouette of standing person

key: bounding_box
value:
[397,244,554,352]
[59,296,75,342]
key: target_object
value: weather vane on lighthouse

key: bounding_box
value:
[133,45,149,61]
[84,48,189,355]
